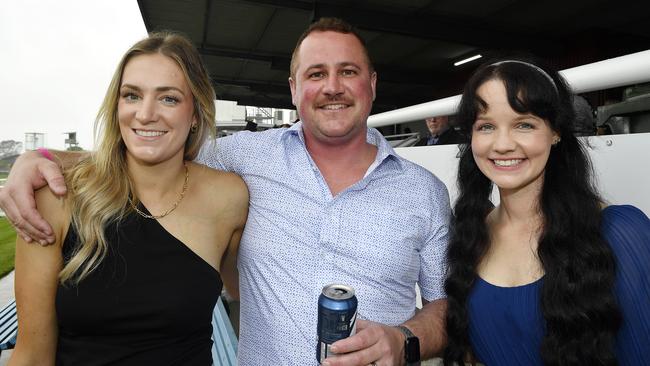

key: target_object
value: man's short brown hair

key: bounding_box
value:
[289,17,374,78]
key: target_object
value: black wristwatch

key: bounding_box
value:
[396,325,421,366]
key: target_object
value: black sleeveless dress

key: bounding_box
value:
[55,207,222,365]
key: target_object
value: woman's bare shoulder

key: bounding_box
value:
[34,187,70,223]
[188,162,249,214]
[34,186,71,246]
[189,162,246,190]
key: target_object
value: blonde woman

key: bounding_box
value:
[9,32,248,365]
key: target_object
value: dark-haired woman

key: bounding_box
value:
[443,59,650,366]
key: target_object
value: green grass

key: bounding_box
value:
[0,217,17,279]
[0,172,8,179]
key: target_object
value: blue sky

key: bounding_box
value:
[0,1,147,150]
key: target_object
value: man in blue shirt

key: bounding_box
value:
[1,18,450,366]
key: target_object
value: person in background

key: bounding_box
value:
[8,32,248,365]
[416,116,465,146]
[572,95,596,136]
[1,18,449,366]
[443,59,650,365]
[244,119,258,132]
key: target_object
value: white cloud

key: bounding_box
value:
[0,0,147,150]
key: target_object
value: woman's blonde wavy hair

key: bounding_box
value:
[59,31,216,284]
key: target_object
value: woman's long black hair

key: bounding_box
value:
[443,59,621,365]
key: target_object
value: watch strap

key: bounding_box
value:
[396,324,416,339]
[396,325,421,365]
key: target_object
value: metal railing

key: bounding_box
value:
[384,132,422,147]
[367,49,650,128]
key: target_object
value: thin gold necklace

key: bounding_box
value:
[129,162,189,219]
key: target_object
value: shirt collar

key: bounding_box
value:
[281,121,405,171]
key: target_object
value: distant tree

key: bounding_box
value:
[0,154,19,172]
[0,140,22,159]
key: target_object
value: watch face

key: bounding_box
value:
[405,336,420,362]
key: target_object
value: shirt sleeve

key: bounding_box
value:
[602,205,650,365]
[196,133,240,171]
[417,179,451,302]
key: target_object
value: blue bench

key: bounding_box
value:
[0,298,237,364]
[0,300,17,356]
[212,296,238,365]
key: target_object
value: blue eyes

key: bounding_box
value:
[123,93,140,101]
[161,96,179,105]
[121,92,179,105]
[474,122,536,131]
[475,124,495,132]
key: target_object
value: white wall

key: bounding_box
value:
[216,100,246,123]
[396,132,650,216]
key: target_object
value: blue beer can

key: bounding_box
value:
[316,284,358,363]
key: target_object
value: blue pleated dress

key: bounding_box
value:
[468,205,650,365]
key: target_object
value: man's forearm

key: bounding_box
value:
[403,298,448,359]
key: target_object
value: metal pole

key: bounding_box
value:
[368,49,650,128]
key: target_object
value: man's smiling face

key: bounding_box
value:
[289,30,376,145]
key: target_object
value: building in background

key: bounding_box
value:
[24,132,46,151]
[64,132,82,151]
[215,100,296,137]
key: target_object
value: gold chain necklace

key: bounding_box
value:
[129,162,189,219]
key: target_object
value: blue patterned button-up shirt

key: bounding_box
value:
[197,122,450,365]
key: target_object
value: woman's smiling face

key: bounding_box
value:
[118,53,196,165]
[471,79,559,194]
